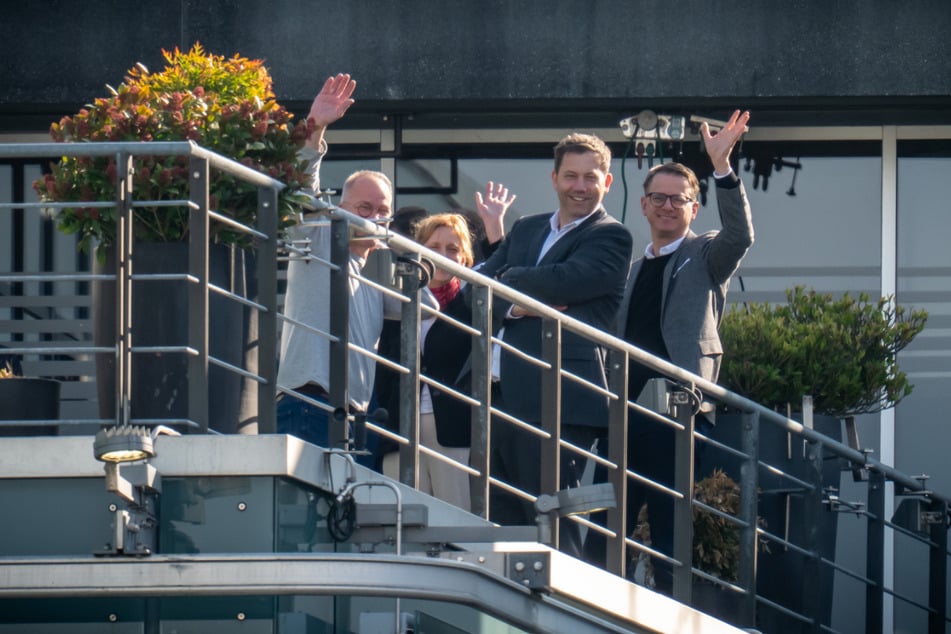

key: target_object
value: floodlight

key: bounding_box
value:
[536,482,617,517]
[94,425,154,463]
[535,483,616,546]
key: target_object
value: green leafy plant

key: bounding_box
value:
[719,286,928,417]
[34,43,312,257]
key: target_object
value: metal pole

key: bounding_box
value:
[187,156,210,433]
[115,151,134,427]
[397,253,422,489]
[803,434,824,632]
[540,318,562,548]
[928,497,948,634]
[255,185,279,434]
[738,409,760,627]
[328,217,351,451]
[671,388,695,604]
[867,469,886,633]
[605,347,629,577]
[469,285,493,518]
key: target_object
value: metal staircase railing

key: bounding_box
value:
[2,140,949,633]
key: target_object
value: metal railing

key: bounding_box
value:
[2,140,949,633]
[0,141,281,433]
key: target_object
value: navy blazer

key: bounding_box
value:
[478,208,633,427]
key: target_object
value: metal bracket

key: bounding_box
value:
[507,551,552,591]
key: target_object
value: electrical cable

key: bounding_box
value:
[327,495,356,542]
[619,131,637,224]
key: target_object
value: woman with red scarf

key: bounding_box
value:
[380,213,478,507]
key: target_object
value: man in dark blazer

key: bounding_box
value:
[477,133,633,548]
[616,110,753,591]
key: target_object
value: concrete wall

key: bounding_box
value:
[3,0,950,124]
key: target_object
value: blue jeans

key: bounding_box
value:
[276,394,331,449]
[276,394,376,468]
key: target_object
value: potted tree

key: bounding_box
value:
[718,285,927,419]
[34,44,312,432]
[712,285,927,631]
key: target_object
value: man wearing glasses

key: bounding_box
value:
[278,74,434,449]
[617,110,753,592]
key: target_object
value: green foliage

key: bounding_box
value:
[720,286,928,416]
[34,43,312,257]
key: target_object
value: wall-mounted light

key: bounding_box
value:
[535,482,616,546]
[93,425,179,557]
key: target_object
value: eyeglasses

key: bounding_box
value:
[645,192,695,209]
[351,202,392,223]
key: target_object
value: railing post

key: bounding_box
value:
[867,469,886,633]
[469,285,493,518]
[327,216,351,451]
[928,496,948,634]
[803,432,824,632]
[187,155,210,433]
[540,318,562,547]
[396,253,422,489]
[115,151,134,427]
[605,347,629,577]
[255,185,279,434]
[671,387,695,604]
[738,409,760,627]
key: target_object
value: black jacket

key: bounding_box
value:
[374,291,474,451]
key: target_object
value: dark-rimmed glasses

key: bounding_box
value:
[645,193,695,209]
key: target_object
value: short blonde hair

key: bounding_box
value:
[414,213,475,268]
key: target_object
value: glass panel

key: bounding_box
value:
[894,148,951,632]
[0,478,114,556]
[0,596,533,633]
[161,476,275,554]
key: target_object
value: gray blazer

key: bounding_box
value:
[616,180,753,384]
[479,208,634,427]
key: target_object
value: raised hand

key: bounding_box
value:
[305,73,357,148]
[475,181,516,244]
[701,109,750,175]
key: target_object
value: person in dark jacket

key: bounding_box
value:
[378,213,479,508]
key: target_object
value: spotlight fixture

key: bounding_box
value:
[93,425,155,463]
[92,425,180,557]
[535,482,616,546]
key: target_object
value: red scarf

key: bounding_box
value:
[430,277,460,310]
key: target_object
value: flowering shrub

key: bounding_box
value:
[35,43,313,256]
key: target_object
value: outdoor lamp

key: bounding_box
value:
[94,425,155,463]
[92,425,180,556]
[535,482,616,546]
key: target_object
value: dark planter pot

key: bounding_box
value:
[702,412,842,633]
[0,377,61,436]
[691,580,743,623]
[93,242,256,433]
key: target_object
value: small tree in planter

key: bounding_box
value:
[714,286,927,631]
[32,44,313,432]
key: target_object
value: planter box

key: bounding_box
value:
[702,412,842,633]
[0,377,61,436]
[93,243,255,433]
